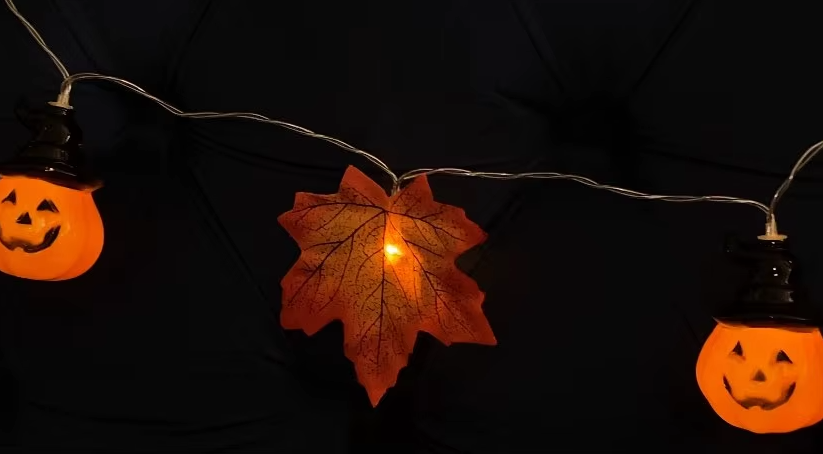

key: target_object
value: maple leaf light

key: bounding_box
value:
[278,166,497,405]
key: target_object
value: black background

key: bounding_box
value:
[1,0,823,452]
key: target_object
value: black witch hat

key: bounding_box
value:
[715,238,821,328]
[0,103,101,191]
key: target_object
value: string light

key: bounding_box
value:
[6,0,823,421]
[6,0,817,241]
[695,238,823,433]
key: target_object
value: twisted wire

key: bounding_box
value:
[10,0,821,227]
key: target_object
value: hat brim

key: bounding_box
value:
[0,161,102,191]
[715,303,822,328]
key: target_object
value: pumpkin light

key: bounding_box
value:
[696,238,823,434]
[0,103,103,281]
[696,323,823,433]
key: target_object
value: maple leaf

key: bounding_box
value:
[278,166,497,406]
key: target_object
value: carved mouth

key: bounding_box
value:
[0,225,61,253]
[723,375,796,410]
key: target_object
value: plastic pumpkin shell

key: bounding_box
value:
[695,322,823,434]
[0,176,103,281]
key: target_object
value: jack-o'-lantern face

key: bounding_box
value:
[722,340,796,410]
[696,323,823,433]
[0,176,103,281]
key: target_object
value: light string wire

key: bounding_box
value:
[4,0,69,79]
[57,73,399,183]
[7,0,821,238]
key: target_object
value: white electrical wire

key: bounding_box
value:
[59,73,398,182]
[396,167,770,213]
[4,0,69,79]
[11,0,821,235]
[768,139,823,221]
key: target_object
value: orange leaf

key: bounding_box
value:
[278,166,496,406]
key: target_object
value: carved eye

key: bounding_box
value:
[731,342,744,356]
[36,199,58,213]
[2,190,16,205]
[776,350,793,364]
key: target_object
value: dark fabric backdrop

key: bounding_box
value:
[1,0,822,452]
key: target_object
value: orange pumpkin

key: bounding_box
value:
[696,322,823,433]
[0,176,103,281]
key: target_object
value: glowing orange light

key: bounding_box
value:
[278,166,496,406]
[696,322,823,433]
[0,176,103,281]
[384,243,401,261]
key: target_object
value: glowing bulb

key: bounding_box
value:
[384,243,401,258]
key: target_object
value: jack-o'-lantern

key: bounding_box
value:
[696,322,823,433]
[0,102,104,280]
[0,176,103,281]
